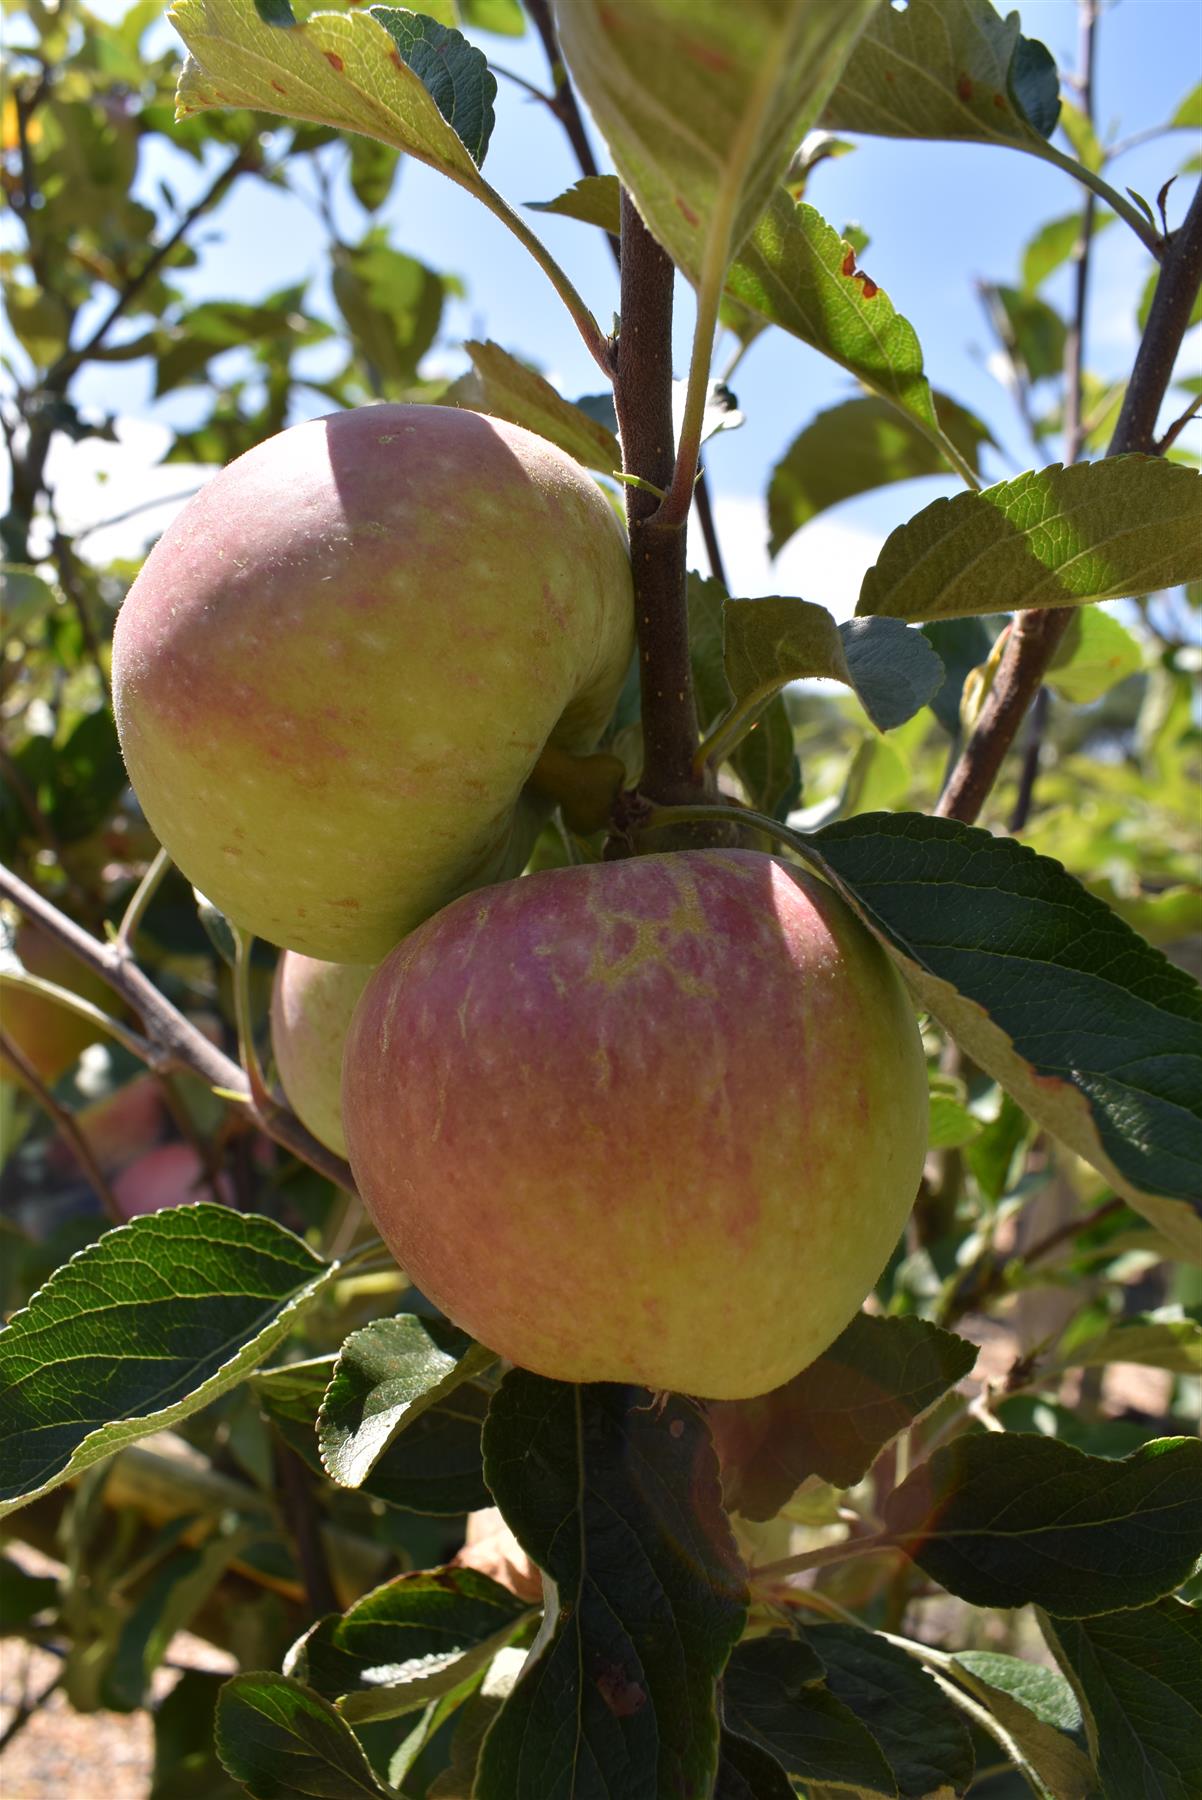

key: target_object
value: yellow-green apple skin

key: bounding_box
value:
[271,952,372,1158]
[111,405,635,962]
[342,850,928,1400]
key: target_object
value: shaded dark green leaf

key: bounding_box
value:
[947,1651,1096,1800]
[724,1636,896,1795]
[293,1566,532,1722]
[715,1730,794,1799]
[215,1671,391,1798]
[1041,1599,1202,1800]
[801,1624,976,1798]
[884,1433,1202,1614]
[151,1669,245,1800]
[476,1375,745,1800]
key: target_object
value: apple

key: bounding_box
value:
[111,405,635,963]
[270,951,372,1157]
[110,1142,234,1218]
[342,850,928,1400]
[1,926,115,1088]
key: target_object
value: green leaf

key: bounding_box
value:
[714,597,943,754]
[255,1355,491,1516]
[215,1672,392,1798]
[1059,98,1104,174]
[1054,1307,1202,1377]
[105,1525,248,1711]
[555,0,879,283]
[715,1731,794,1798]
[1041,1599,1202,1800]
[688,574,801,821]
[526,173,620,233]
[1046,606,1143,704]
[723,1636,897,1796]
[1021,210,1115,295]
[824,0,1061,147]
[711,1313,978,1521]
[319,1314,495,1489]
[292,1567,533,1723]
[856,459,1202,621]
[801,1625,976,1799]
[332,231,448,391]
[456,339,621,470]
[768,392,993,554]
[347,135,403,211]
[456,0,524,36]
[1171,81,1202,130]
[0,1205,337,1518]
[838,617,946,732]
[1,565,58,635]
[475,1375,746,1799]
[525,177,946,454]
[947,1651,1095,1800]
[175,0,493,169]
[929,1093,983,1150]
[982,283,1068,383]
[883,1433,1202,1615]
[728,194,941,439]
[808,813,1202,1251]
[151,1669,245,1800]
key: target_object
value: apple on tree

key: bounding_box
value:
[341,850,927,1401]
[112,405,636,962]
[270,951,372,1158]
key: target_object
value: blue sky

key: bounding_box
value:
[22,0,1202,608]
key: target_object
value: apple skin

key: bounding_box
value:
[1,927,114,1087]
[111,1143,234,1219]
[342,850,928,1400]
[111,405,635,962]
[270,952,372,1158]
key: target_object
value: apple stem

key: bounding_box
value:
[611,188,710,818]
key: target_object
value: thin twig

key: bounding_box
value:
[0,1029,122,1222]
[752,1532,895,1584]
[1154,392,1202,454]
[692,464,729,591]
[74,487,205,547]
[936,176,1202,826]
[113,846,172,953]
[274,1444,338,1616]
[0,862,355,1191]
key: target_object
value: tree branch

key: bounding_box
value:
[0,861,355,1193]
[611,192,706,808]
[936,175,1202,826]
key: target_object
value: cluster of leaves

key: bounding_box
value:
[2,0,1201,1797]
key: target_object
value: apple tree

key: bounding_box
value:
[1,1,1201,1796]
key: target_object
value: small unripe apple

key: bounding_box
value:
[342,851,927,1400]
[112,405,635,962]
[270,952,372,1157]
[1,927,114,1087]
